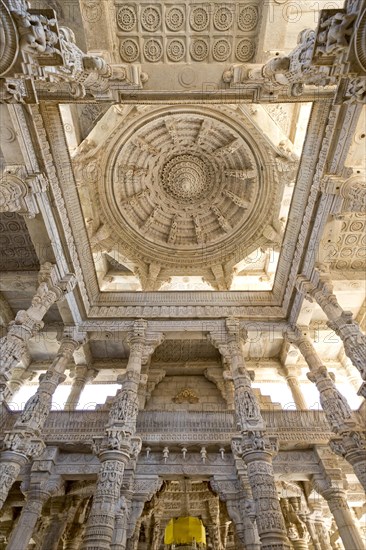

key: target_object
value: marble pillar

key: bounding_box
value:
[297,274,366,393]
[278,365,307,410]
[313,480,364,550]
[6,478,61,550]
[64,365,98,410]
[310,504,333,550]
[81,447,130,550]
[281,498,310,550]
[210,318,291,550]
[0,335,83,507]
[39,496,80,550]
[286,327,366,491]
[82,320,161,550]
[0,263,76,380]
[111,497,129,550]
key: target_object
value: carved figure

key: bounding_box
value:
[316,12,356,56]
[12,10,60,56]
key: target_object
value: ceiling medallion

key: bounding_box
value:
[161,154,213,203]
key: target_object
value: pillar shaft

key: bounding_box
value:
[65,366,97,410]
[304,516,323,550]
[151,518,161,550]
[243,446,291,550]
[286,330,351,426]
[39,512,69,550]
[81,449,129,550]
[0,336,81,507]
[278,364,307,411]
[82,320,155,550]
[126,517,142,550]
[314,485,364,550]
[111,506,128,550]
[7,488,50,550]
[313,520,332,550]
[0,451,28,508]
[286,328,365,489]
[238,515,261,550]
[297,275,366,382]
[0,263,76,379]
[330,431,366,493]
[287,375,307,410]
[219,320,291,550]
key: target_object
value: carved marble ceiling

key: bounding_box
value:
[72,104,294,291]
[114,1,260,65]
[0,212,39,271]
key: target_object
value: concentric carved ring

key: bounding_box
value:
[120,39,139,62]
[161,154,213,203]
[116,6,136,31]
[190,7,209,31]
[238,6,258,31]
[141,6,161,32]
[101,108,277,269]
[166,7,185,31]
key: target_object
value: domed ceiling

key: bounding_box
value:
[76,105,287,290]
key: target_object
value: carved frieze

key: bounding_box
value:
[116,1,259,64]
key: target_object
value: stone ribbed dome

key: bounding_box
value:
[99,107,278,271]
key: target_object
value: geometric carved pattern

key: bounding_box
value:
[0,212,39,271]
[331,213,366,272]
[116,1,259,63]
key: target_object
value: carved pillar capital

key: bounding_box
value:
[0,165,41,218]
[321,172,366,213]
[296,274,340,317]
[330,431,366,491]
[126,318,148,347]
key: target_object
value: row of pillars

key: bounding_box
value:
[0,274,364,550]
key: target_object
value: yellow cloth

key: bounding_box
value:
[164,517,206,545]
